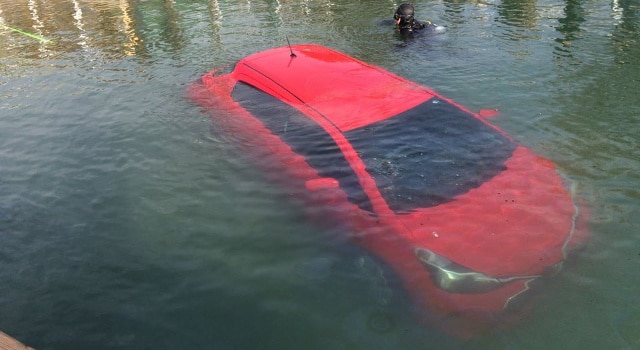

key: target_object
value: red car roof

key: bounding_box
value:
[233,44,435,132]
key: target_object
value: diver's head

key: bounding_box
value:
[394,3,415,26]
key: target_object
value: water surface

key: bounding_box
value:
[1,0,640,349]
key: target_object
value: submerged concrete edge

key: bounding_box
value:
[0,331,34,350]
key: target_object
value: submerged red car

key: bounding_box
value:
[189,44,587,337]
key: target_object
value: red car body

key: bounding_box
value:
[189,44,588,337]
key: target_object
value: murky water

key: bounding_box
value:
[1,0,639,349]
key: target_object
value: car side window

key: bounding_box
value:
[231,82,374,213]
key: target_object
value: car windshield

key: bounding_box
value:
[345,98,517,212]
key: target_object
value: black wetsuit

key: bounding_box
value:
[398,19,434,36]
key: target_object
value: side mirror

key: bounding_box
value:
[479,109,500,118]
[305,177,339,192]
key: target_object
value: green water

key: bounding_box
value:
[1,0,639,349]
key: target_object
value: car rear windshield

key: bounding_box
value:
[345,98,517,212]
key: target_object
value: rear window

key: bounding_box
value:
[345,98,517,212]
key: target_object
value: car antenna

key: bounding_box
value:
[286,36,297,57]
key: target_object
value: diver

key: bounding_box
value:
[394,3,440,37]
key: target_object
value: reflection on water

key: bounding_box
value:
[1,0,138,58]
[1,0,640,349]
[555,0,585,45]
[497,0,538,28]
[0,0,365,61]
[2,0,634,62]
